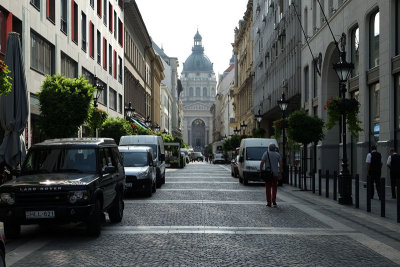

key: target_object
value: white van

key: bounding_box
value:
[238,138,278,185]
[119,136,165,187]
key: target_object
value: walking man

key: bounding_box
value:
[366,145,383,199]
[260,143,282,207]
[387,148,399,199]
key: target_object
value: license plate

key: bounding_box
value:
[126,183,133,188]
[26,210,55,219]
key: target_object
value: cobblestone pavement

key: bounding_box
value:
[4,162,400,266]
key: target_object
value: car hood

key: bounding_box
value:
[4,173,98,186]
[124,166,149,175]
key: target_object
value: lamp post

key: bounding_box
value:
[93,76,104,138]
[124,102,135,121]
[333,33,354,205]
[162,129,168,135]
[233,127,240,135]
[278,92,289,184]
[240,121,247,135]
[255,109,263,129]
[144,116,152,128]
[155,124,161,133]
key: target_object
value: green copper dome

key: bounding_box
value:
[182,30,214,72]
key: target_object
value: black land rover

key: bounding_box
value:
[0,138,125,238]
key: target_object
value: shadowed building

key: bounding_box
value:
[181,30,217,151]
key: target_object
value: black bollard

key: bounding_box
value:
[290,166,293,185]
[367,175,371,212]
[318,169,322,196]
[397,177,400,223]
[312,170,316,194]
[333,171,337,201]
[355,174,359,209]
[299,167,302,189]
[326,170,330,198]
[294,166,297,187]
[380,178,385,217]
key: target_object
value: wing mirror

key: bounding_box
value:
[103,166,116,174]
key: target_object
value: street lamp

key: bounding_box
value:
[255,109,263,129]
[233,127,240,135]
[93,76,104,108]
[278,91,289,184]
[155,124,161,133]
[162,129,168,135]
[144,116,152,128]
[240,121,247,135]
[124,102,135,121]
[332,33,354,205]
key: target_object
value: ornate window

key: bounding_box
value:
[370,82,380,144]
[203,87,208,97]
[369,10,380,68]
[196,87,200,97]
[189,87,194,97]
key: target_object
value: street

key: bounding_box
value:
[3,162,400,266]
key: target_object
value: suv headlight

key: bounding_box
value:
[0,193,15,205]
[68,190,89,204]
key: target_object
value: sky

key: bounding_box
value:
[135,0,249,76]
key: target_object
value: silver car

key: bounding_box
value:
[119,146,156,197]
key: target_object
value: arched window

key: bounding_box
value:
[312,0,317,33]
[369,10,380,68]
[203,87,208,97]
[196,87,200,96]
[351,26,360,77]
[304,8,308,37]
[189,87,194,97]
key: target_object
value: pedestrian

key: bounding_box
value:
[260,143,282,207]
[366,145,383,200]
[386,148,399,199]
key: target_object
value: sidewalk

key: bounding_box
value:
[286,173,399,222]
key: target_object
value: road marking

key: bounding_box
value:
[6,238,50,266]
[159,188,260,192]
[124,200,270,205]
[218,165,231,171]
[102,225,351,235]
[166,181,238,184]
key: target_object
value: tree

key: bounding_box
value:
[86,106,108,137]
[252,128,266,138]
[100,118,133,144]
[287,109,324,189]
[222,135,242,152]
[38,74,95,138]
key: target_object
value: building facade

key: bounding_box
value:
[252,0,302,138]
[0,0,124,147]
[301,0,400,181]
[181,30,216,151]
[232,0,255,136]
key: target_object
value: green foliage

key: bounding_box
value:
[222,135,243,152]
[131,122,153,135]
[0,60,12,96]
[100,117,133,144]
[252,127,266,138]
[86,106,108,137]
[272,118,287,139]
[324,97,362,139]
[38,74,95,138]
[287,109,324,145]
[206,144,213,154]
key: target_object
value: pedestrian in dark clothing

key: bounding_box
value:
[366,145,383,199]
[387,148,399,199]
[260,144,282,207]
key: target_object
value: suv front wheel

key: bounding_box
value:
[86,199,102,237]
[108,191,124,223]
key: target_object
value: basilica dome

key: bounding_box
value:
[182,30,214,73]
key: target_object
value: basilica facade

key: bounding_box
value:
[181,31,217,151]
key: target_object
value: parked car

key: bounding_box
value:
[0,138,125,238]
[193,152,204,161]
[238,138,278,185]
[213,153,225,164]
[231,155,239,177]
[119,146,156,197]
[120,136,165,188]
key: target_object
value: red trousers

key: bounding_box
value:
[265,177,278,204]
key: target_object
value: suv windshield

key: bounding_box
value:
[23,148,97,174]
[194,152,202,157]
[132,144,157,159]
[246,147,267,161]
[215,154,223,159]
[121,152,148,167]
